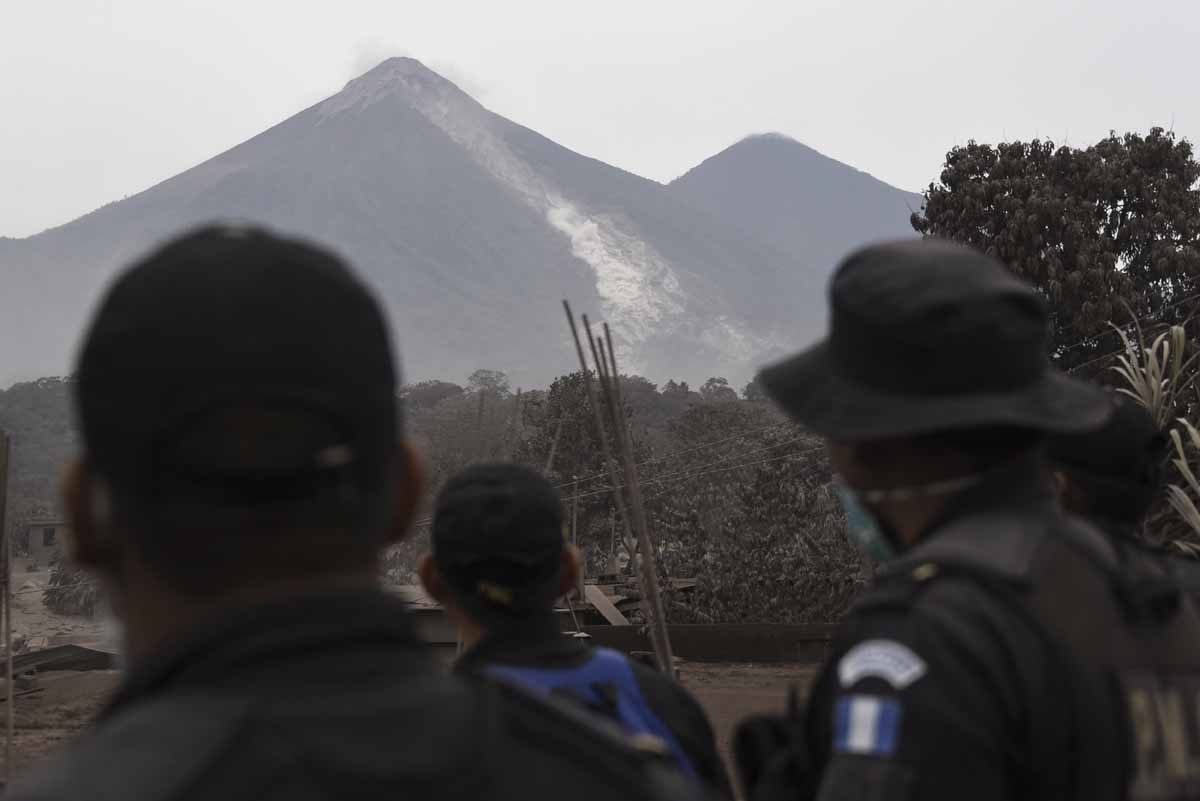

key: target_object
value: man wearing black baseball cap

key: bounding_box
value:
[1049,393,1169,542]
[736,239,1200,801]
[419,463,730,794]
[7,225,695,801]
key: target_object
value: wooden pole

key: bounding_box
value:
[571,488,584,598]
[0,432,12,782]
[543,415,564,475]
[581,321,638,563]
[594,324,674,674]
[561,302,638,564]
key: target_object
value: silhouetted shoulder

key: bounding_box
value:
[5,693,252,801]
[483,678,701,801]
[6,677,698,801]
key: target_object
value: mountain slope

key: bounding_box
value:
[668,133,923,275]
[1,59,821,389]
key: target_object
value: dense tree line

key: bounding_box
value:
[1,371,862,623]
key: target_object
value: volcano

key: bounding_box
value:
[0,59,918,389]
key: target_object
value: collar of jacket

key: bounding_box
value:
[455,613,586,673]
[880,451,1070,585]
[102,589,428,720]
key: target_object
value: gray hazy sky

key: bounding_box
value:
[3,0,1197,238]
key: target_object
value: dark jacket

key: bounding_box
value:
[456,616,731,795]
[7,591,699,801]
[781,457,1200,801]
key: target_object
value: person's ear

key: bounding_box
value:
[1053,470,1068,496]
[386,441,427,545]
[417,554,446,603]
[559,545,582,599]
[61,460,121,570]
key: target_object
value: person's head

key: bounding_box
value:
[759,238,1113,552]
[1048,393,1167,532]
[63,224,424,658]
[419,464,578,645]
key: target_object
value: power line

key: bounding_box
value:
[550,420,797,490]
[1053,289,1200,357]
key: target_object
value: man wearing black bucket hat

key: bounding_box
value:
[6,225,694,801]
[735,239,1200,801]
[419,463,730,793]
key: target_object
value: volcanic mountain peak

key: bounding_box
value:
[319,56,474,121]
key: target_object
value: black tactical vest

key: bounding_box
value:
[886,507,1200,801]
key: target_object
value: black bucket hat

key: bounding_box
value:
[759,238,1112,441]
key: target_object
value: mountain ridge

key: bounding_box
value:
[1,58,917,389]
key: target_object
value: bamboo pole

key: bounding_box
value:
[591,324,673,674]
[562,301,674,674]
[601,323,674,672]
[562,302,638,563]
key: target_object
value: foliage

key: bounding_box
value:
[913,128,1200,365]
[43,562,101,617]
[5,370,866,624]
[662,379,692,399]
[1111,323,1198,428]
[699,377,739,403]
[1167,421,1200,544]
[0,377,76,547]
[647,404,865,622]
[401,380,465,410]
[407,383,526,490]
[467,369,511,397]
[742,377,768,402]
[1109,318,1200,549]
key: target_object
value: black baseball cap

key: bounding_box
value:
[431,463,565,618]
[75,224,400,507]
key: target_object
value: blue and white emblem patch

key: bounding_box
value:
[838,639,927,689]
[833,695,902,756]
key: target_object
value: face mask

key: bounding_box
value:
[834,479,897,562]
[833,473,982,562]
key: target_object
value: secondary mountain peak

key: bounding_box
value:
[668,134,923,273]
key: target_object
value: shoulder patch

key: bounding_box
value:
[838,639,927,690]
[833,695,902,756]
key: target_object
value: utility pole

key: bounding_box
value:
[571,480,583,598]
[0,431,12,784]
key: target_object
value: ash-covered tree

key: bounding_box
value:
[913,128,1200,365]
[648,402,865,623]
[466,369,511,397]
[662,379,691,399]
[742,377,768,402]
[700,377,739,403]
[400,380,464,411]
[514,372,652,573]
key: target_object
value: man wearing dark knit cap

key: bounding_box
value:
[419,462,730,794]
[736,238,1200,801]
[1049,392,1169,542]
[6,224,696,801]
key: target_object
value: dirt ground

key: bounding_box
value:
[0,670,119,781]
[0,568,814,786]
[680,662,816,784]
